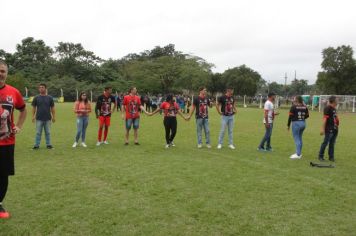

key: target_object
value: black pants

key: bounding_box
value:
[164,117,177,144]
[0,176,8,203]
[319,130,338,159]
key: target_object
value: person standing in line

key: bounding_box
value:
[257,92,279,152]
[95,87,116,146]
[122,87,149,145]
[287,95,309,159]
[72,91,92,148]
[0,61,27,219]
[318,96,339,162]
[149,94,188,148]
[188,87,212,148]
[216,88,237,150]
[32,83,55,150]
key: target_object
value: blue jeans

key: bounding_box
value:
[75,116,89,142]
[259,123,273,149]
[196,118,210,145]
[292,121,306,156]
[35,120,52,146]
[319,130,338,159]
[218,115,234,145]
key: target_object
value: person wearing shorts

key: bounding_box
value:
[0,61,27,219]
[122,87,149,145]
[95,87,116,146]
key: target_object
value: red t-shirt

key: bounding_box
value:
[123,95,141,119]
[0,85,26,146]
[160,102,179,117]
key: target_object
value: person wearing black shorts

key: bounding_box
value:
[0,61,27,219]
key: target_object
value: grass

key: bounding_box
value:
[0,103,355,235]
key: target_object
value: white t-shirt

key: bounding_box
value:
[263,100,274,124]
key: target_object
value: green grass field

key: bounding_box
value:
[1,103,355,235]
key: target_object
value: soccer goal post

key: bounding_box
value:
[318,95,356,113]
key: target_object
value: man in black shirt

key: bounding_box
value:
[216,88,236,149]
[95,87,116,146]
[188,87,212,148]
[318,96,339,162]
[31,83,55,149]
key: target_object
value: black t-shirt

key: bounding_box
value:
[193,96,211,119]
[287,104,309,127]
[218,95,235,116]
[95,95,116,117]
[324,106,339,132]
[31,95,54,121]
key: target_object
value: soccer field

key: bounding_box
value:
[1,103,355,235]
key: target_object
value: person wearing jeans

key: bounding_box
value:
[258,92,279,152]
[73,92,91,148]
[318,96,339,162]
[188,87,212,148]
[31,83,55,149]
[216,88,236,150]
[287,96,309,159]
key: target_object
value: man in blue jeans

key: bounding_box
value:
[258,92,279,151]
[188,87,212,148]
[318,96,339,162]
[31,83,55,149]
[216,88,236,150]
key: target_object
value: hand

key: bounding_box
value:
[274,112,280,115]
[121,114,125,120]
[287,127,290,131]
[96,115,99,119]
[52,118,56,123]
[32,117,35,123]
[265,123,270,128]
[13,126,21,134]
[320,130,325,136]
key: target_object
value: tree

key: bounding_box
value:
[316,45,356,94]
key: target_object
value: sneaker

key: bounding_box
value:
[170,142,175,147]
[72,142,78,148]
[103,141,109,145]
[165,144,170,149]
[96,141,102,146]
[124,142,129,146]
[290,153,302,159]
[0,205,10,219]
[228,144,236,150]
[32,146,39,150]
[81,143,87,148]
[257,147,265,152]
[197,144,203,149]
[329,157,335,162]
[217,144,222,149]
[134,142,140,145]
[266,148,273,152]
[206,144,212,149]
[318,157,326,161]
[46,145,54,149]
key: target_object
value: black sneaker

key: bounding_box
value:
[134,142,140,145]
[318,157,326,161]
[32,146,39,150]
[46,145,54,149]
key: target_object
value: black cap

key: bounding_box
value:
[268,92,276,97]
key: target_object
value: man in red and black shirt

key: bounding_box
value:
[318,96,339,162]
[188,87,212,148]
[122,87,148,145]
[0,61,27,219]
[95,87,116,146]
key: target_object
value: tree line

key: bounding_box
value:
[1,37,355,100]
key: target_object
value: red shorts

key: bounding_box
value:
[99,116,111,127]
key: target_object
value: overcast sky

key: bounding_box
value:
[2,0,356,84]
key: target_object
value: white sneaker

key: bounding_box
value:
[217,144,222,149]
[228,144,236,150]
[197,144,203,149]
[81,143,87,148]
[290,153,302,159]
[206,144,212,149]
[170,142,175,147]
[103,141,109,145]
[165,144,170,149]
[96,141,102,146]
[72,142,78,148]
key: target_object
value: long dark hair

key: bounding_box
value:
[78,91,88,104]
[295,95,303,104]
